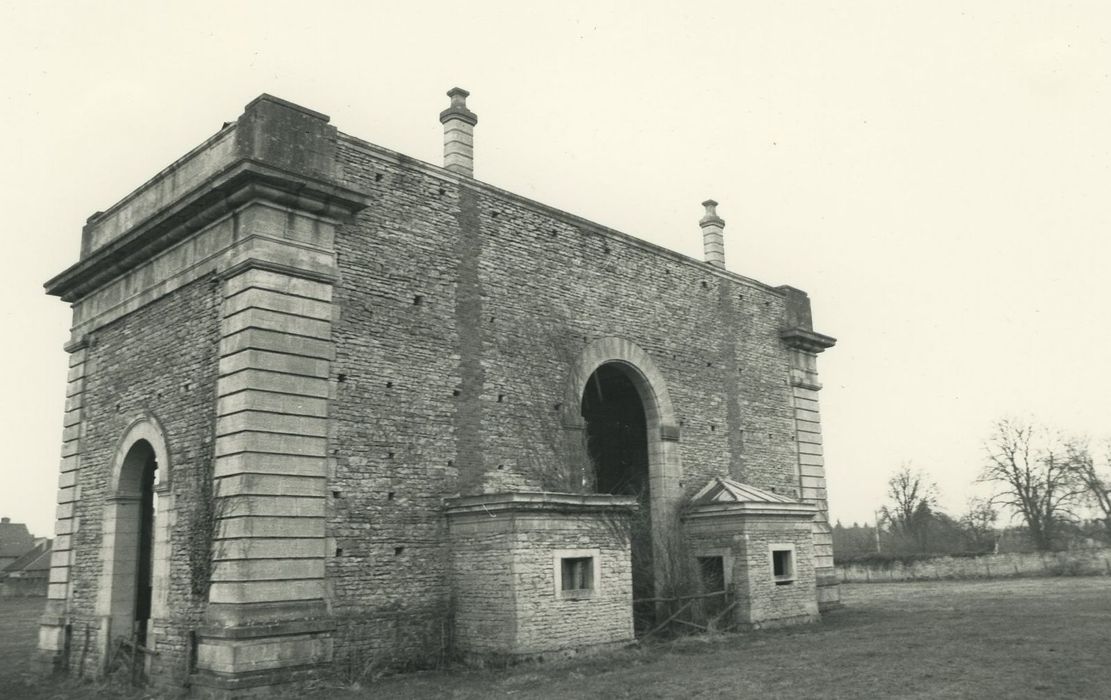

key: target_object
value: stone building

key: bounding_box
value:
[1,537,52,598]
[1,516,36,568]
[39,89,838,694]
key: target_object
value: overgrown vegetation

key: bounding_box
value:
[186,448,220,598]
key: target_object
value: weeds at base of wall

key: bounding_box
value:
[331,645,449,690]
[329,609,454,689]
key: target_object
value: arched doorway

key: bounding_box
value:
[107,441,157,646]
[566,338,682,635]
[97,416,170,669]
[581,363,654,605]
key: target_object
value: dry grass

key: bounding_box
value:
[0,597,150,699]
[2,577,1109,699]
[0,596,47,695]
[327,577,1111,699]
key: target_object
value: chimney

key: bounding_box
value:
[439,87,478,177]
[700,199,725,268]
[1,517,9,524]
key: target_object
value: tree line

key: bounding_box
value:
[835,417,1111,559]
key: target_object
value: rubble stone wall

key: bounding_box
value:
[327,135,826,662]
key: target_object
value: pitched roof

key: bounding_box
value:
[685,477,818,520]
[1,539,52,576]
[689,476,801,506]
[0,519,34,558]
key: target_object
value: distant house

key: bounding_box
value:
[0,517,35,569]
[1,537,52,597]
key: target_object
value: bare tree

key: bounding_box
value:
[958,497,998,552]
[1065,439,1111,540]
[880,464,938,552]
[980,418,1086,551]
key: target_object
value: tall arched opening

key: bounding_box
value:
[105,441,157,645]
[96,416,171,670]
[581,363,654,605]
[564,338,683,634]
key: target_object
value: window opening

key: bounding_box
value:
[561,557,593,592]
[772,549,794,585]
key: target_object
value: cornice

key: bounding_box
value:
[45,160,372,302]
[780,327,837,354]
[683,500,819,521]
[444,491,639,517]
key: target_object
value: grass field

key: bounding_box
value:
[2,577,1109,698]
[0,596,46,695]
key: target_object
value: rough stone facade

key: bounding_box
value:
[445,493,636,660]
[39,90,839,694]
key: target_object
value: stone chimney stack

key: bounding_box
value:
[700,199,726,268]
[439,87,478,177]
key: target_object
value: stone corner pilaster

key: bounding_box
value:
[38,340,91,669]
[783,328,840,611]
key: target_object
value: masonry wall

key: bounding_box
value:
[1,575,48,598]
[737,522,819,626]
[508,516,633,654]
[62,276,220,678]
[326,135,810,664]
[684,514,818,627]
[327,143,465,670]
[446,508,633,658]
[838,548,1111,582]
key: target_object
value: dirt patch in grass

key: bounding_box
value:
[2,577,1109,698]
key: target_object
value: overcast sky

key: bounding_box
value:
[2,2,1108,536]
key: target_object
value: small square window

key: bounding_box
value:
[772,548,794,585]
[561,557,593,592]
[553,548,600,599]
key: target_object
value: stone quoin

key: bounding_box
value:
[39,89,839,695]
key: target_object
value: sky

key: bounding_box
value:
[1,1,1108,536]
